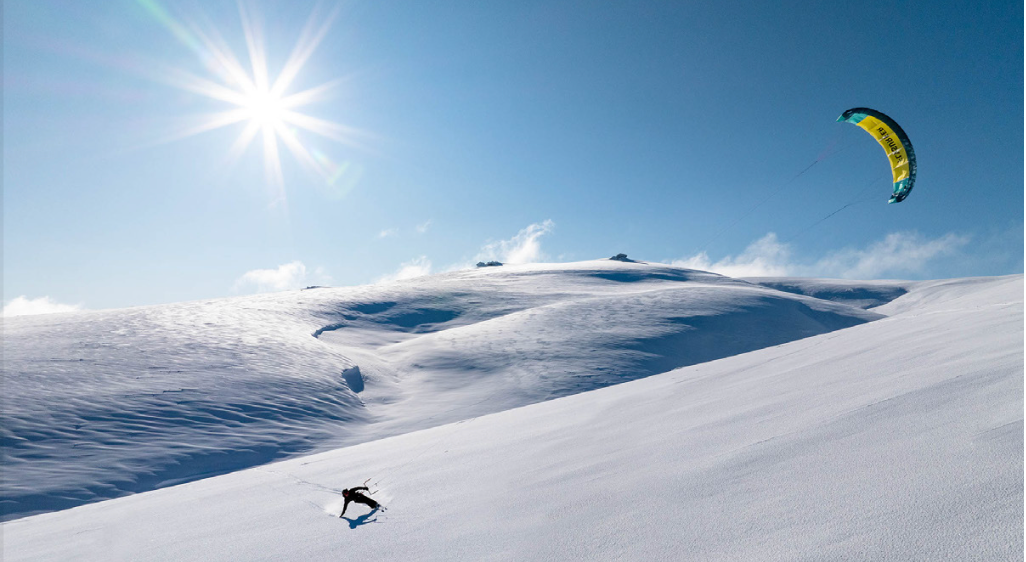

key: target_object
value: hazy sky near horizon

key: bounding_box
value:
[5,0,1023,313]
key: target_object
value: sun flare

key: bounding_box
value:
[140,0,359,202]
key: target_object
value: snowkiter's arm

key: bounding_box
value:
[340,498,351,517]
[353,486,369,493]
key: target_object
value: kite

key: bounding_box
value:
[837,108,917,203]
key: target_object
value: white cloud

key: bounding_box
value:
[380,221,555,281]
[379,221,430,239]
[672,231,971,279]
[378,256,433,283]
[674,233,793,278]
[233,261,331,293]
[3,296,84,317]
[310,266,333,286]
[476,220,555,265]
[813,232,970,279]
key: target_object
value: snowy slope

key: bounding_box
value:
[742,277,909,309]
[1,260,887,520]
[3,274,1020,561]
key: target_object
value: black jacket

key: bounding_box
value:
[341,486,376,516]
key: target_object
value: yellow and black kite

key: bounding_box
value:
[837,108,917,203]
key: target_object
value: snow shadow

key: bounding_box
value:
[744,279,908,309]
[341,508,380,529]
[587,270,700,283]
[314,301,462,337]
[342,366,365,393]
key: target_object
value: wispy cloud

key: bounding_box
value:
[378,256,432,282]
[382,220,555,280]
[233,261,332,293]
[476,220,555,265]
[813,232,971,279]
[3,296,84,317]
[378,220,430,239]
[672,231,971,279]
[675,233,792,277]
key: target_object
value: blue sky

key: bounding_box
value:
[4,0,1023,313]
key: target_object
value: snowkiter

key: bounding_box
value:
[340,485,379,517]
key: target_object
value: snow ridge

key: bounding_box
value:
[4,260,897,520]
[2,272,1020,561]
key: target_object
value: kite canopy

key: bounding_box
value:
[837,108,917,203]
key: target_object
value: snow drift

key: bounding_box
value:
[2,272,1020,561]
[2,261,887,520]
[1,261,888,520]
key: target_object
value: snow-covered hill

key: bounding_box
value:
[3,260,893,521]
[3,271,1020,561]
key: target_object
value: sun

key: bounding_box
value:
[140,0,359,202]
[242,89,285,128]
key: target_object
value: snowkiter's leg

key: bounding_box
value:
[355,496,379,510]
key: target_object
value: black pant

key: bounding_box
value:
[351,494,378,510]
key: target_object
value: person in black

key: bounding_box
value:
[340,485,379,517]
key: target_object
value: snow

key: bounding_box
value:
[742,277,910,309]
[2,260,881,520]
[1,262,1021,560]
